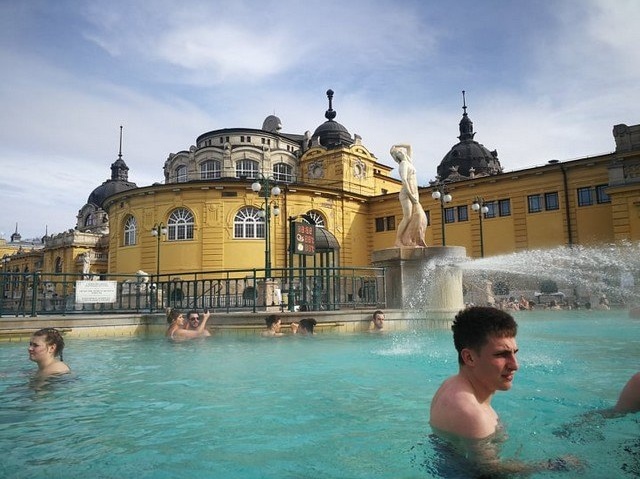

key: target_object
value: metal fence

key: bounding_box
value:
[0,266,386,317]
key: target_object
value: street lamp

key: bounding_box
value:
[471,197,490,257]
[151,223,168,277]
[431,180,452,246]
[251,176,281,278]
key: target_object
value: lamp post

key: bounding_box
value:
[471,197,489,257]
[431,180,452,246]
[251,176,281,278]
[151,223,168,277]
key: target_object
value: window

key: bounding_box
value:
[424,210,430,226]
[528,195,543,213]
[175,165,188,183]
[545,192,559,210]
[273,163,293,183]
[305,210,326,228]
[234,207,264,239]
[456,205,468,222]
[236,159,259,179]
[84,214,95,227]
[168,208,194,241]
[444,207,455,224]
[596,184,610,204]
[577,187,593,206]
[498,199,511,217]
[375,216,395,232]
[485,202,497,218]
[123,216,137,246]
[55,257,63,273]
[201,160,221,180]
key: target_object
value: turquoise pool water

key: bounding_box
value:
[0,310,638,478]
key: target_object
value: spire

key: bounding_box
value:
[325,89,337,121]
[10,223,21,242]
[111,125,129,182]
[458,90,475,141]
[118,125,123,160]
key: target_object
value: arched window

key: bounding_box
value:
[175,165,188,183]
[273,162,293,183]
[234,207,265,239]
[84,214,95,227]
[55,257,63,273]
[123,215,137,246]
[168,208,194,240]
[201,160,221,180]
[236,159,259,179]
[305,210,326,228]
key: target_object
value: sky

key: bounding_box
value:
[1,0,639,240]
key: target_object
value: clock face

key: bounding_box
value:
[297,243,304,252]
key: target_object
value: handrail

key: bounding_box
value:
[0,266,386,317]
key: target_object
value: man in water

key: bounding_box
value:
[370,310,385,332]
[429,306,581,475]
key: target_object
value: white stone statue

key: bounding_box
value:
[390,144,427,247]
[81,252,91,278]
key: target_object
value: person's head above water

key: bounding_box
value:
[31,327,66,360]
[452,306,518,365]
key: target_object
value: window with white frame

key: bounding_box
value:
[200,160,221,180]
[167,208,194,240]
[175,165,188,183]
[273,163,293,183]
[236,159,259,179]
[123,215,137,246]
[234,207,265,239]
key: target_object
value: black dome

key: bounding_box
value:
[437,93,502,181]
[88,179,137,208]
[311,89,354,149]
[87,155,137,207]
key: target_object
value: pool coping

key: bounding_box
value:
[0,309,453,341]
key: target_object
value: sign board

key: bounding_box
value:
[75,281,118,303]
[292,222,316,255]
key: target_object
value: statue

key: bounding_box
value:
[390,144,427,247]
[81,253,91,278]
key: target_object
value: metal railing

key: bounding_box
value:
[0,266,386,317]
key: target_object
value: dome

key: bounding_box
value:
[436,92,502,182]
[87,179,137,208]
[437,140,500,180]
[311,89,354,149]
[87,155,137,207]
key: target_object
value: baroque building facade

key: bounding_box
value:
[2,91,640,282]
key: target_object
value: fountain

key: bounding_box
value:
[459,241,640,311]
[372,246,466,320]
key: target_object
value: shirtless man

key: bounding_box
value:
[430,306,580,475]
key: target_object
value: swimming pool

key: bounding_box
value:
[1,310,638,478]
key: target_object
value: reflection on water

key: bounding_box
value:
[0,311,638,478]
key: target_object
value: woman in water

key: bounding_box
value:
[28,328,70,378]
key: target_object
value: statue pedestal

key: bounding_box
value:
[372,246,466,319]
[257,279,281,309]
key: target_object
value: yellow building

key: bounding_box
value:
[3,91,640,280]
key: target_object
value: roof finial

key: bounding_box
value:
[325,89,337,121]
[118,125,123,160]
[462,90,467,116]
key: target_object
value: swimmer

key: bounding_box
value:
[429,306,582,475]
[261,315,284,337]
[370,310,385,332]
[28,328,70,378]
[184,309,211,337]
[166,308,211,340]
[614,372,640,413]
[295,318,317,335]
